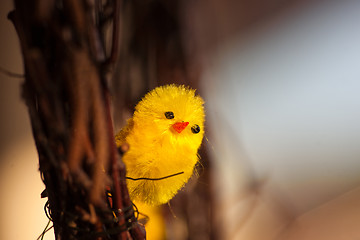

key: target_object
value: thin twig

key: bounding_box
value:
[104,85,128,239]
[105,0,121,66]
[0,65,24,78]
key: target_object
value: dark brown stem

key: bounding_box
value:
[105,0,121,66]
[104,87,127,240]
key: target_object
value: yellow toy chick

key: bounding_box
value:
[115,84,205,206]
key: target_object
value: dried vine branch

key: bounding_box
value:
[9,0,145,239]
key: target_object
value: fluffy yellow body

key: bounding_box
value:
[115,85,205,205]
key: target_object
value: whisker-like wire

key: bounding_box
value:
[126,171,184,181]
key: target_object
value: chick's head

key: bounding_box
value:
[133,84,205,149]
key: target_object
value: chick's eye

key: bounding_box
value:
[165,111,174,119]
[191,124,200,134]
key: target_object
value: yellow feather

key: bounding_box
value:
[115,84,205,205]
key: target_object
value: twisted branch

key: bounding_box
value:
[10,0,145,239]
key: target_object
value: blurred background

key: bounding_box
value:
[1,0,360,239]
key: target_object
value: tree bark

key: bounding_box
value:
[9,0,145,239]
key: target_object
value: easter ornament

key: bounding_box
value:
[116,84,205,206]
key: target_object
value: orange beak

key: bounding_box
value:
[172,122,189,133]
